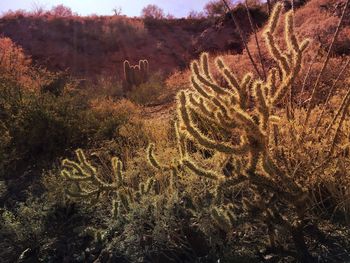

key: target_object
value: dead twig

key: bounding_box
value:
[221,0,262,79]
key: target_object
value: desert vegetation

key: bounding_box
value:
[1,0,350,262]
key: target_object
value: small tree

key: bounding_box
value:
[141,4,164,19]
[204,0,233,17]
[31,2,46,16]
[112,6,122,16]
[187,10,206,19]
[50,4,73,17]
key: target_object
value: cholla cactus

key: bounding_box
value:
[61,149,123,199]
[123,59,149,91]
[61,149,155,217]
[177,3,309,181]
[147,3,317,261]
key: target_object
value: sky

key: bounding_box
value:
[0,0,216,18]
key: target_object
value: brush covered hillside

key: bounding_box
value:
[0,5,267,79]
[1,0,350,262]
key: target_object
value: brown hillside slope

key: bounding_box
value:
[171,0,350,97]
[0,5,267,80]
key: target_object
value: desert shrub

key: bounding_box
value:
[0,37,39,90]
[127,72,166,105]
[0,78,130,179]
[91,98,143,141]
[0,121,11,175]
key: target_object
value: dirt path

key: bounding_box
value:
[141,100,176,120]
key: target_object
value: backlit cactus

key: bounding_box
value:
[61,148,155,218]
[175,3,309,187]
[147,3,318,261]
[123,59,149,91]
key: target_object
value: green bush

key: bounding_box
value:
[127,72,165,105]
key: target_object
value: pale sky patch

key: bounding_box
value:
[0,0,223,17]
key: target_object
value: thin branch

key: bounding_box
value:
[299,44,322,105]
[221,0,262,79]
[330,95,350,154]
[245,0,267,81]
[325,87,350,137]
[315,57,350,131]
[266,0,271,16]
[303,0,350,127]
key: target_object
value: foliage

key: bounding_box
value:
[50,4,74,17]
[141,4,165,19]
[127,72,166,105]
[204,0,233,17]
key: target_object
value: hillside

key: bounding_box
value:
[0,5,267,80]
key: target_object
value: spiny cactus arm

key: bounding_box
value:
[264,4,310,106]
[139,59,149,78]
[230,107,265,141]
[191,76,213,100]
[253,81,270,130]
[123,60,134,87]
[137,178,154,196]
[191,73,236,114]
[118,190,130,211]
[191,61,231,97]
[139,183,145,195]
[215,57,241,93]
[271,40,308,106]
[265,32,291,75]
[211,207,232,232]
[146,143,171,170]
[61,149,121,201]
[188,93,235,131]
[145,178,154,194]
[175,121,187,159]
[182,157,223,180]
[268,2,282,34]
[267,68,278,99]
[247,147,261,172]
[111,157,124,187]
[268,115,281,125]
[189,88,229,120]
[178,91,249,154]
[215,57,253,109]
[123,60,131,77]
[147,143,162,169]
[216,112,237,130]
[211,96,230,117]
[112,200,121,219]
[239,73,253,109]
[200,52,211,80]
[60,168,91,182]
[285,12,300,54]
[75,149,97,175]
[65,188,100,198]
[188,93,216,120]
